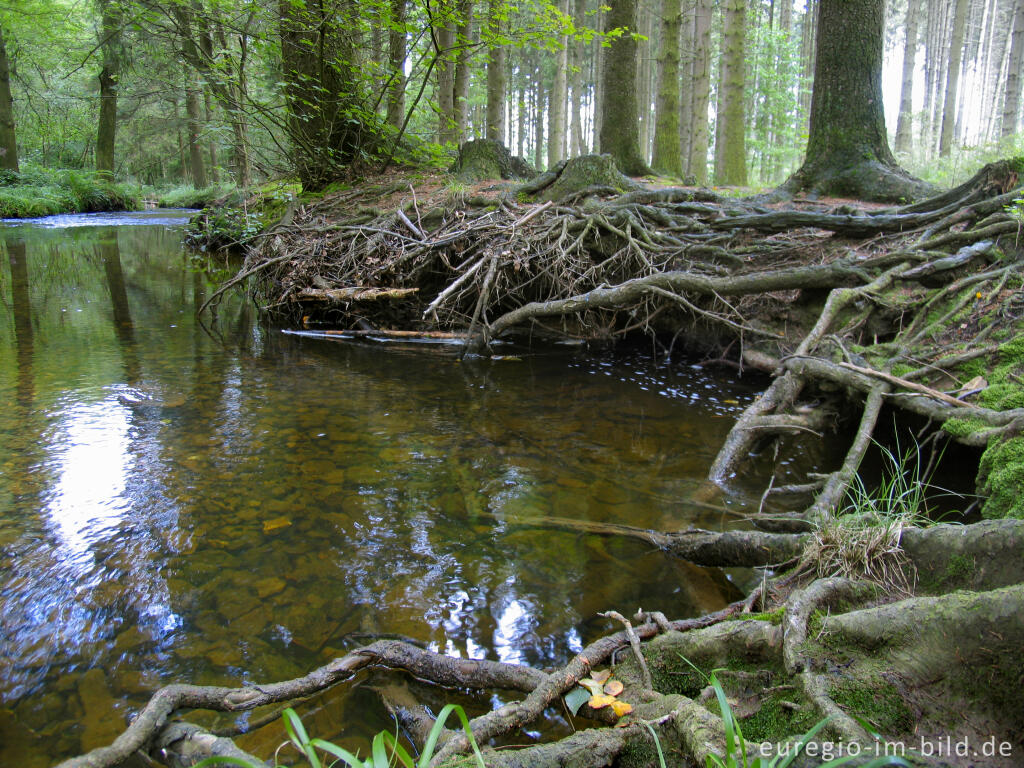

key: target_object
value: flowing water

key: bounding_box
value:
[0,212,817,765]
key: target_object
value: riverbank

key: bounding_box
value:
[0,166,141,218]
[114,151,1024,767]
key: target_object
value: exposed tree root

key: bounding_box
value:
[131,159,1024,768]
[57,522,1024,768]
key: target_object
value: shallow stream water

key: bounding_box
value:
[0,212,812,765]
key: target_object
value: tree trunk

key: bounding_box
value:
[798,0,817,129]
[96,0,122,177]
[894,0,920,155]
[939,0,969,156]
[386,0,407,130]
[651,0,682,177]
[598,0,650,175]
[435,0,457,145]
[781,0,928,202]
[1003,0,1024,137]
[533,62,545,168]
[678,0,694,175]
[688,0,712,184]
[548,0,568,166]
[453,0,473,141]
[0,26,17,173]
[185,72,208,188]
[484,0,505,141]
[714,0,746,185]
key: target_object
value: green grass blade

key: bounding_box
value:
[417,703,485,768]
[192,757,263,768]
[283,707,321,768]
[309,738,369,768]
[641,722,668,768]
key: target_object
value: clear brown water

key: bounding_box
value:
[0,213,805,765]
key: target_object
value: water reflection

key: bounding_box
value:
[0,213,821,766]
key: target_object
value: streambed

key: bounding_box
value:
[0,212,821,764]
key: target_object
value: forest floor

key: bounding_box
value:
[63,154,1024,768]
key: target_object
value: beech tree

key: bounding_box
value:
[781,0,930,202]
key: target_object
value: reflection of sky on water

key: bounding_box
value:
[45,398,131,558]
[0,213,776,763]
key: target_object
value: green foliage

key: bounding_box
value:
[0,164,140,217]
[194,704,485,768]
[157,184,237,209]
[744,17,808,186]
[841,438,941,524]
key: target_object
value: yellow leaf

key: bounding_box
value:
[610,700,633,717]
[603,679,624,696]
[578,678,604,696]
[590,669,612,684]
[588,693,616,709]
[263,517,292,533]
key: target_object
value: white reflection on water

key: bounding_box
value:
[45,398,131,557]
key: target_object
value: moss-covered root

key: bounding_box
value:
[901,518,1024,592]
[820,584,1024,743]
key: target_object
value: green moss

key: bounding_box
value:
[726,607,785,625]
[890,363,915,378]
[943,553,976,583]
[978,435,1024,519]
[955,358,988,380]
[740,696,820,744]
[830,676,914,735]
[941,417,990,438]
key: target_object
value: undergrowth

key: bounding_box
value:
[0,164,140,217]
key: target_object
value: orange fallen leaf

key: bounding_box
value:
[588,693,616,709]
[603,679,624,696]
[590,669,612,684]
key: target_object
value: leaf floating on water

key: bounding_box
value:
[564,686,591,716]
[610,700,633,717]
[587,693,616,709]
[603,679,624,696]
[263,517,292,534]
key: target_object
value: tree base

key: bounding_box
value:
[780,158,935,204]
[449,139,536,183]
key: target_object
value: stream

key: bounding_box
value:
[0,212,823,765]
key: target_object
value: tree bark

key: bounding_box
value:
[184,72,207,188]
[435,0,457,145]
[651,0,682,177]
[894,0,920,155]
[386,0,407,130]
[780,0,929,202]
[95,0,122,177]
[484,0,505,141]
[599,0,651,175]
[0,26,17,172]
[939,0,969,156]
[714,0,746,185]
[453,0,473,141]
[548,0,569,166]
[1003,0,1024,137]
[688,0,711,184]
